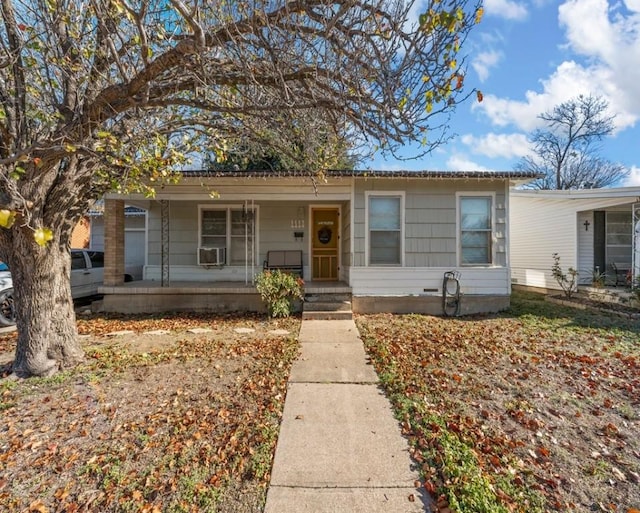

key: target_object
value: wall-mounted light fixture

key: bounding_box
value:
[584,220,590,231]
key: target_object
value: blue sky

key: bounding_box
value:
[370,0,640,187]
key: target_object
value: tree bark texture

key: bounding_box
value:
[0,166,89,378]
[10,237,84,377]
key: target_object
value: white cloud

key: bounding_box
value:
[484,0,529,20]
[474,61,616,131]
[472,50,503,82]
[460,132,532,159]
[474,1,640,135]
[446,154,490,171]
[558,0,617,58]
[625,0,640,13]
[623,166,640,186]
[559,0,640,122]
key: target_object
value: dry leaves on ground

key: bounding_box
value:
[0,313,300,513]
[357,291,639,513]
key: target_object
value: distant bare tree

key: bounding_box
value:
[0,0,483,377]
[516,95,628,189]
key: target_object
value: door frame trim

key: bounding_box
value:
[309,204,342,281]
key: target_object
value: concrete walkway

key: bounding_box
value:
[264,319,430,513]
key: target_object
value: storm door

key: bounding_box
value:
[311,208,339,280]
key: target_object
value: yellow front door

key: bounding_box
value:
[312,208,339,280]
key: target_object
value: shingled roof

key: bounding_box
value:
[180,169,540,180]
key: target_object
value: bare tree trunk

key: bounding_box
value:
[10,237,83,377]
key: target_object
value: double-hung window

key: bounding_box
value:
[459,195,493,265]
[200,206,256,265]
[367,194,403,265]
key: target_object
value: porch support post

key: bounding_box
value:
[104,199,125,286]
[161,200,170,286]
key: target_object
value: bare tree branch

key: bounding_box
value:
[0,0,483,376]
[517,95,629,190]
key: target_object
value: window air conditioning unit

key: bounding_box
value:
[198,247,226,266]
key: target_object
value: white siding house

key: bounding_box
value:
[510,187,640,290]
[100,169,537,315]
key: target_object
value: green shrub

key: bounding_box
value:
[255,270,304,318]
[591,267,607,288]
[551,253,578,298]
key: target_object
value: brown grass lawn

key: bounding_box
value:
[1,293,638,513]
[357,291,640,513]
[0,313,300,513]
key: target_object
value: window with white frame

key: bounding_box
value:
[605,211,632,265]
[368,195,402,265]
[459,196,493,265]
[200,206,256,265]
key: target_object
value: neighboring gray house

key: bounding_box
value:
[99,169,537,315]
[510,187,640,290]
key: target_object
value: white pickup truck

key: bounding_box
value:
[0,249,137,326]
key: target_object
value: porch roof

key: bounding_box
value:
[511,186,640,200]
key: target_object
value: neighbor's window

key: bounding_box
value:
[368,195,402,265]
[460,196,493,265]
[605,211,632,266]
[200,207,255,265]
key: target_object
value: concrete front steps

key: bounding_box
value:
[303,292,353,320]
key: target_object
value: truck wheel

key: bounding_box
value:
[0,288,16,326]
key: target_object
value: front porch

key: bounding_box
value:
[101,177,353,291]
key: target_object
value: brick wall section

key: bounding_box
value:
[104,199,125,286]
[71,217,90,248]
